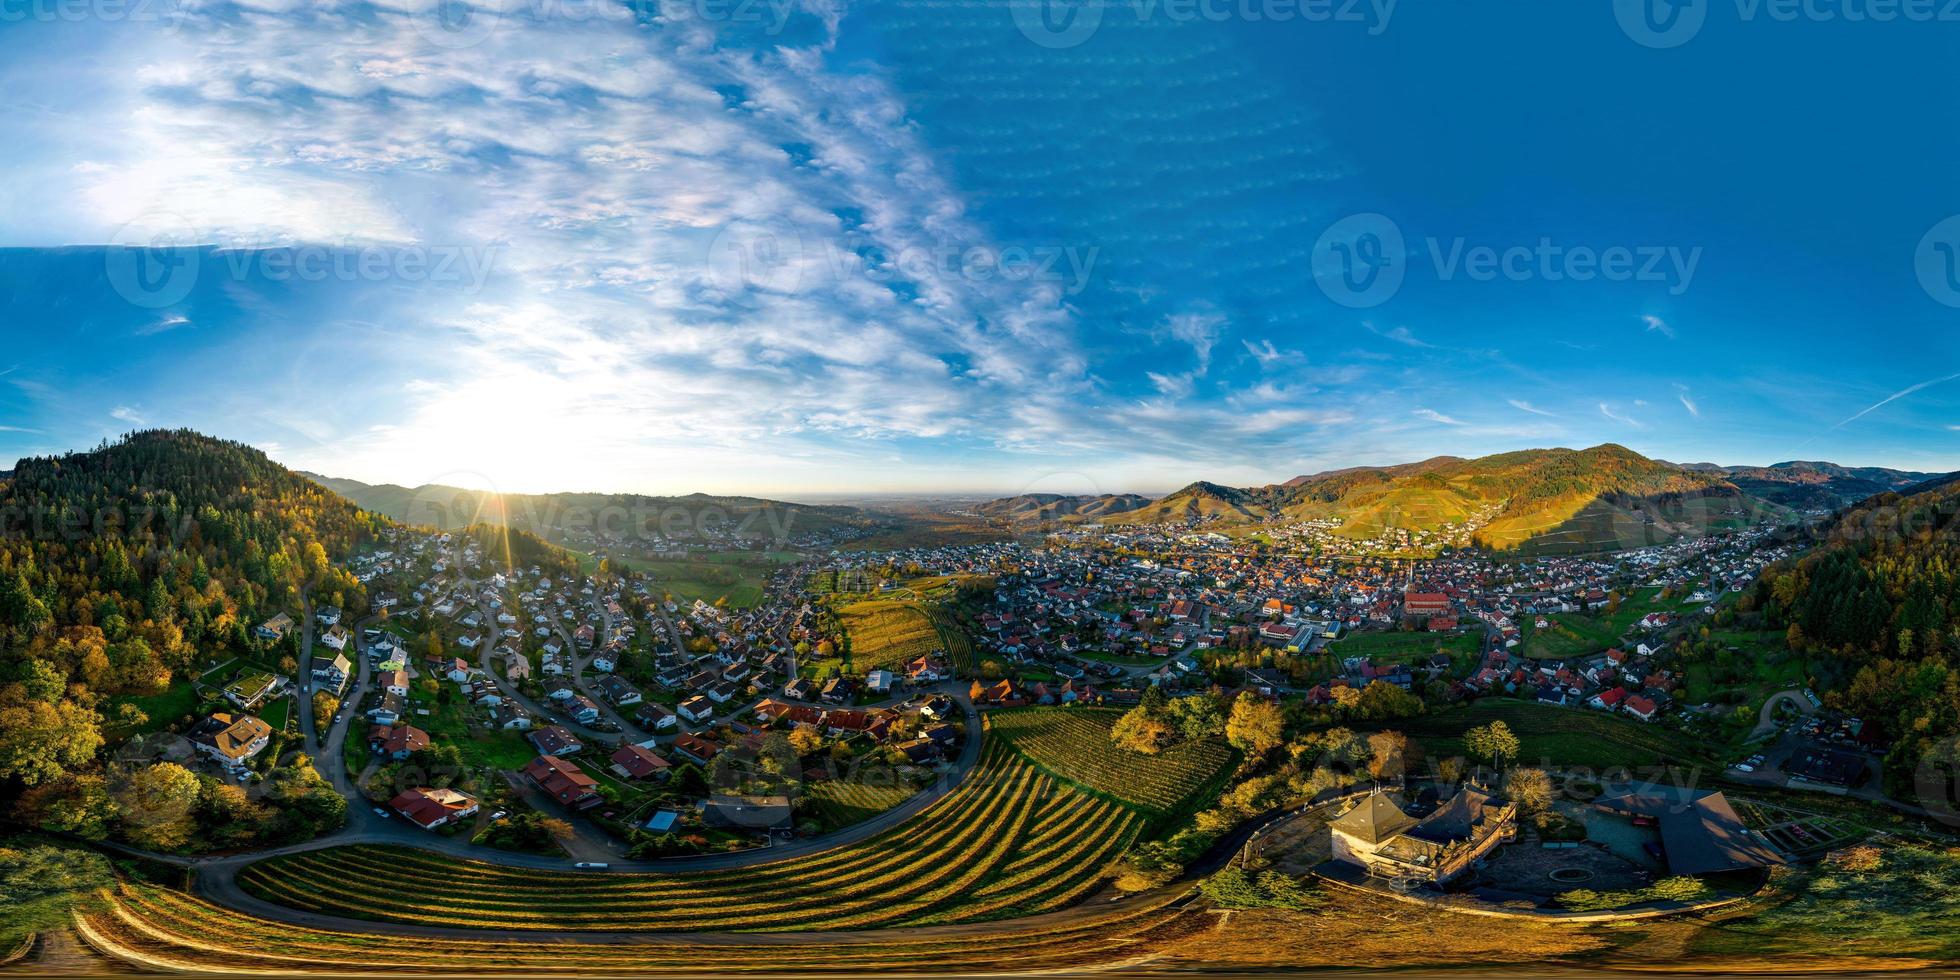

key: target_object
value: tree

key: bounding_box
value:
[1225,693,1284,756]
[0,690,104,786]
[1168,691,1225,741]
[1505,767,1555,816]
[114,762,203,850]
[1463,720,1520,765]
[312,692,340,736]
[1365,731,1407,782]
[1111,706,1177,755]
[788,726,825,756]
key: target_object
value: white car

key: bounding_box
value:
[574,862,609,869]
[373,807,391,818]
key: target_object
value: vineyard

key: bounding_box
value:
[73,879,1204,975]
[235,745,1144,931]
[836,600,944,672]
[802,779,917,832]
[986,708,1236,816]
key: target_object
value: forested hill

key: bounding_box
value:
[0,429,388,786]
[1750,479,1960,792]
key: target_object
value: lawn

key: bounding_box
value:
[104,681,207,737]
[1680,630,1810,704]
[420,698,537,770]
[1396,699,1714,770]
[259,697,292,734]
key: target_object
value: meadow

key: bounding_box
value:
[1397,699,1713,770]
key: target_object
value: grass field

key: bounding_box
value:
[985,708,1235,816]
[236,744,1144,931]
[1397,699,1713,770]
[1521,588,1700,660]
[1325,630,1481,668]
[75,878,1201,975]
[802,780,918,833]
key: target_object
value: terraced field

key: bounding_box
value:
[75,879,1205,975]
[986,708,1236,816]
[236,745,1145,931]
[836,599,943,671]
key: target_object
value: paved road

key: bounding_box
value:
[1749,687,1816,742]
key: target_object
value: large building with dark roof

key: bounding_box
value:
[1329,787,1517,884]
[1591,784,1783,876]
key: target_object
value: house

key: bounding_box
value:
[865,669,895,694]
[567,696,602,725]
[369,723,430,760]
[315,605,342,627]
[701,794,792,831]
[523,755,603,810]
[487,703,533,730]
[223,672,282,711]
[255,612,295,642]
[635,703,678,732]
[821,677,858,703]
[783,677,816,700]
[445,658,474,684]
[389,787,479,830]
[597,676,643,707]
[1589,687,1628,711]
[1623,693,1660,722]
[187,713,272,770]
[381,670,410,697]
[678,696,714,724]
[528,725,584,757]
[1403,590,1452,618]
[672,732,721,764]
[367,692,404,726]
[609,745,672,781]
[312,652,352,694]
[1329,788,1517,884]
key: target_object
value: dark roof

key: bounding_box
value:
[1404,787,1503,845]
[1329,793,1417,845]
[1593,784,1783,876]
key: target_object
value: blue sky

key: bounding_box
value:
[0,0,1956,496]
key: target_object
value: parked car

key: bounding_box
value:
[574,862,609,869]
[373,807,390,819]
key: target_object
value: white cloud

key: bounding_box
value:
[111,405,146,425]
[1414,408,1464,425]
[1242,338,1301,367]
[1598,402,1644,429]
[1366,322,1434,348]
[1507,398,1555,417]
[1675,385,1700,418]
[1641,314,1675,339]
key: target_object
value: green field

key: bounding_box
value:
[1325,630,1481,668]
[1397,699,1713,770]
[1521,588,1700,660]
[986,707,1235,816]
[105,681,208,738]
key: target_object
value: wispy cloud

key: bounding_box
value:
[133,314,191,337]
[1241,338,1302,367]
[1366,322,1434,349]
[1507,399,1556,417]
[1641,315,1675,339]
[1414,408,1464,425]
[1674,384,1700,418]
[1599,402,1644,429]
[110,406,146,425]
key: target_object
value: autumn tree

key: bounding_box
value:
[1463,720,1520,765]
[1225,693,1284,757]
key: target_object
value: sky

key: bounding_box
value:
[0,0,1957,497]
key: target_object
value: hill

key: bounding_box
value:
[1711,460,1945,511]
[972,492,1152,525]
[302,473,875,546]
[1105,444,1780,554]
[0,430,376,840]
[1749,476,1960,793]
